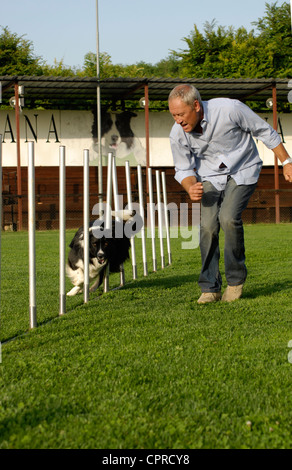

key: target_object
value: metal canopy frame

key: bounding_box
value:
[0,76,290,102]
[1,75,290,227]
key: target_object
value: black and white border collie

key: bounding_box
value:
[66,211,134,296]
[91,109,146,164]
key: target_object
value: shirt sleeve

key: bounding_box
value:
[232,100,282,149]
[169,131,197,184]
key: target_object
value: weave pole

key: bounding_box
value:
[112,155,125,286]
[161,171,172,265]
[104,152,113,293]
[28,142,37,329]
[59,146,66,315]
[147,167,157,272]
[137,165,148,276]
[125,161,137,280]
[155,170,165,269]
[83,149,90,303]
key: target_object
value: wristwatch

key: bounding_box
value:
[282,157,292,166]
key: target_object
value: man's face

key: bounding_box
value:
[169,98,201,133]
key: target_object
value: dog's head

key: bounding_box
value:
[89,234,103,261]
[89,217,131,272]
[72,230,108,267]
[94,237,114,265]
[101,111,137,152]
[91,108,113,141]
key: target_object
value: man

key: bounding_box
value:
[168,84,292,304]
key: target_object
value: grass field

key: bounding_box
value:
[1,223,292,449]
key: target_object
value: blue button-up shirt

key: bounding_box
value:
[169,98,281,191]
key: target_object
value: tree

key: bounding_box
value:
[42,58,78,77]
[1,2,290,112]
[152,53,182,77]
[176,22,236,78]
[0,26,44,75]
[82,52,147,78]
[252,1,292,77]
[174,1,292,79]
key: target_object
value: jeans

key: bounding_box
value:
[198,177,257,292]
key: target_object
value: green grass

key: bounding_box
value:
[1,224,292,449]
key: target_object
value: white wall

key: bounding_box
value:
[0,109,291,167]
[255,113,292,165]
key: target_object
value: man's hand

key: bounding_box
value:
[272,144,292,183]
[181,176,204,202]
[188,182,204,202]
[283,163,292,183]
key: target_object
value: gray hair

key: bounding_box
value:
[168,84,202,107]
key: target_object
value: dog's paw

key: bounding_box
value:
[67,286,82,296]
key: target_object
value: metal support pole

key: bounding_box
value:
[156,170,165,269]
[137,165,148,276]
[96,0,103,213]
[147,167,157,272]
[59,146,66,315]
[83,149,90,303]
[125,161,137,280]
[28,142,37,329]
[161,171,172,265]
[144,83,150,194]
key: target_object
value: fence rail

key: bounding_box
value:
[2,165,292,230]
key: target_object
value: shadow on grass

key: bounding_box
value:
[117,271,197,291]
[2,272,197,343]
[243,280,292,299]
[5,273,289,345]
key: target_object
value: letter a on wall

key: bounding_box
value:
[47,114,60,143]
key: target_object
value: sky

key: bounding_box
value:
[0,0,289,69]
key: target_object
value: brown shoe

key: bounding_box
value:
[222,284,244,302]
[197,292,221,304]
